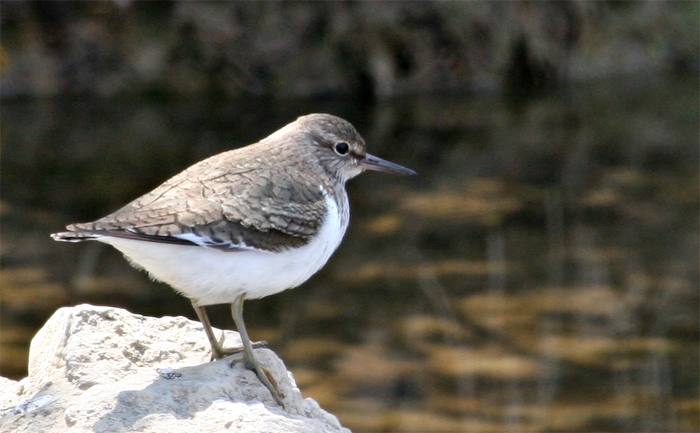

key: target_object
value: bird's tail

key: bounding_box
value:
[51,230,102,242]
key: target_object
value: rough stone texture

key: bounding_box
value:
[0,304,349,433]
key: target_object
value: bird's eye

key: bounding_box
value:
[334,141,350,156]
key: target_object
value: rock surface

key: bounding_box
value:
[0,304,349,433]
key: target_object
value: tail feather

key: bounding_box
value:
[51,231,102,242]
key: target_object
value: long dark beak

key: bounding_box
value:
[361,153,417,176]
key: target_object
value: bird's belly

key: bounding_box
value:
[100,195,347,305]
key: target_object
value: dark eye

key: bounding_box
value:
[334,141,350,155]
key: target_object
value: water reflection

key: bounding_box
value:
[1,74,698,432]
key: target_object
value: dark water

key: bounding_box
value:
[2,74,698,432]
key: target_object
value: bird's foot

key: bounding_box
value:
[209,331,268,360]
[233,356,284,407]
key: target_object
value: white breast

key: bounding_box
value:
[100,192,349,305]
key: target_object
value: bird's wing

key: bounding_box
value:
[52,153,327,252]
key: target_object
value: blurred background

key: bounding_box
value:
[1,1,698,432]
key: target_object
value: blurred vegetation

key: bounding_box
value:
[1,2,698,431]
[0,1,698,100]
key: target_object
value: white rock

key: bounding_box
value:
[0,304,349,433]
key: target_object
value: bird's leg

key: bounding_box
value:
[230,295,284,406]
[190,301,265,360]
[192,302,237,360]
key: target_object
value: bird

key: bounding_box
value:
[51,113,416,407]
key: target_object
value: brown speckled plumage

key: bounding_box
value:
[51,113,415,407]
[53,114,367,251]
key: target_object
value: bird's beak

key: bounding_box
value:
[361,153,417,176]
